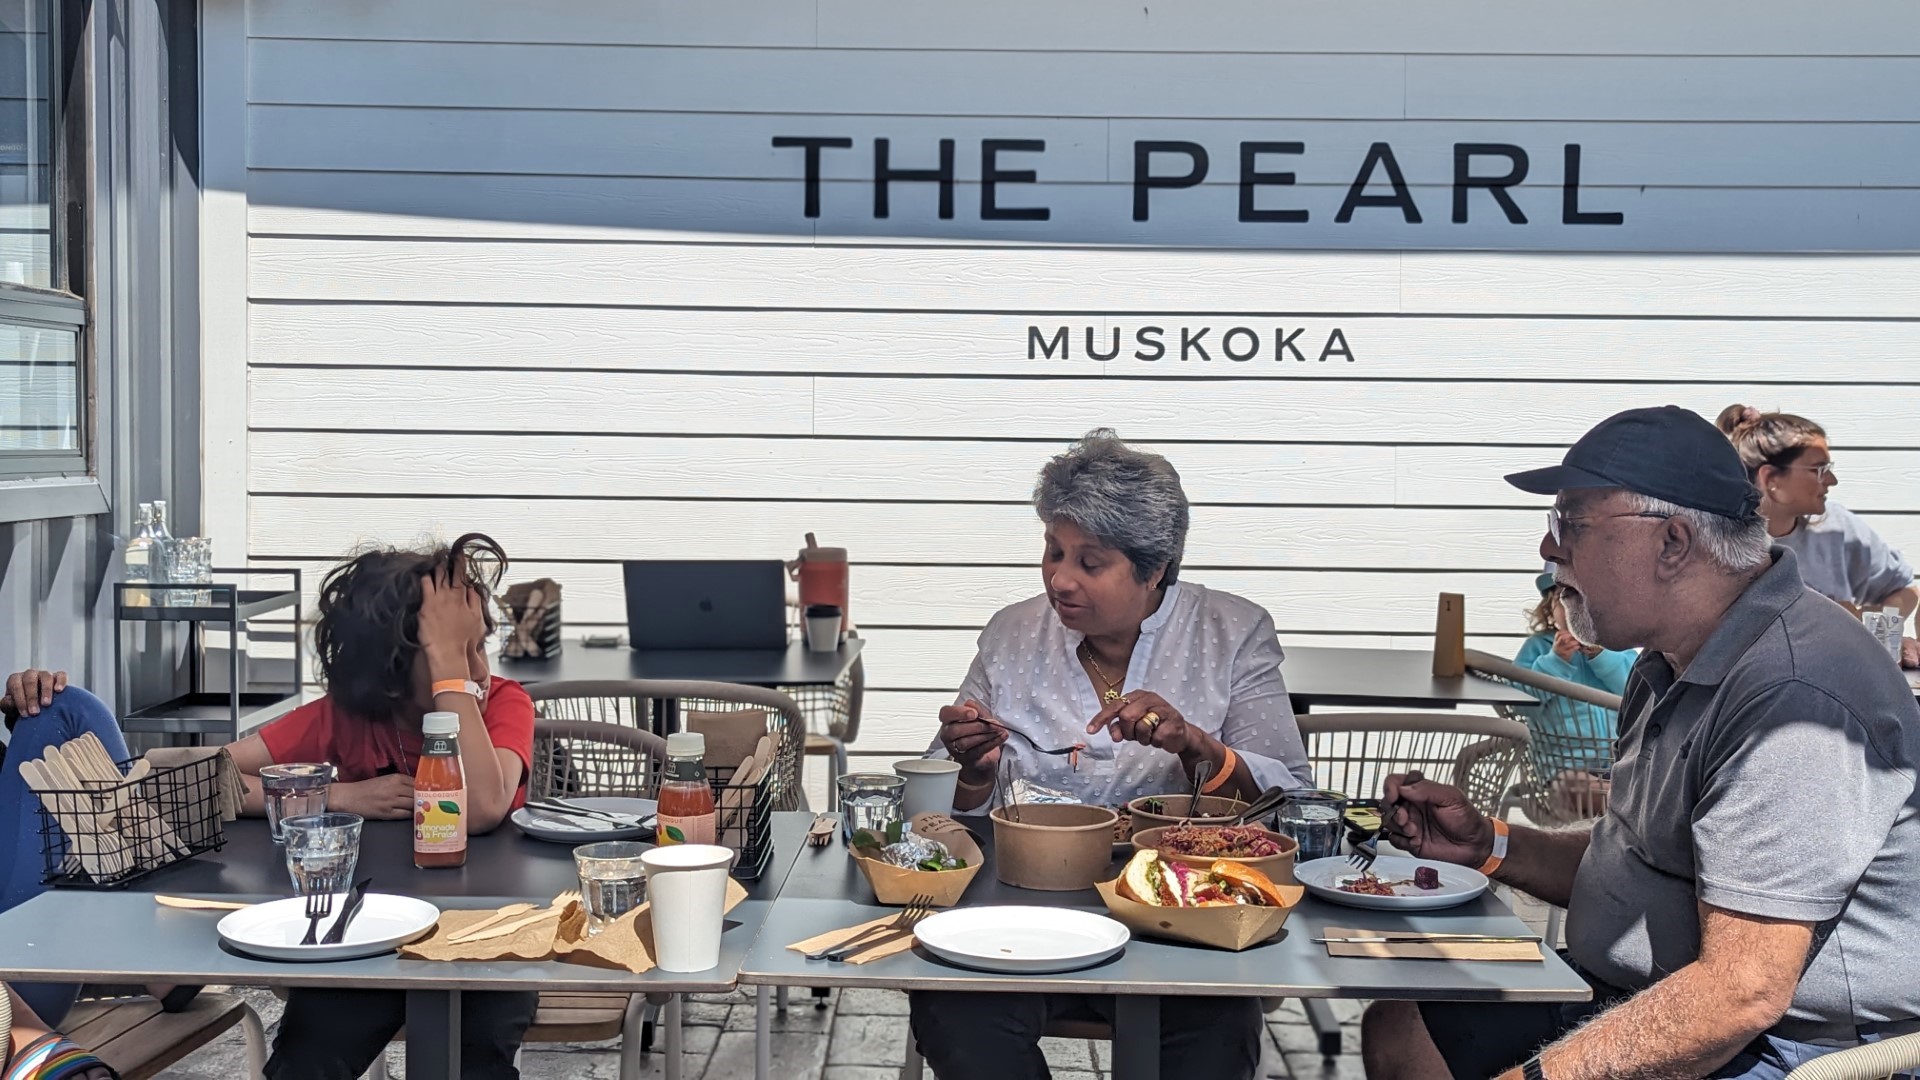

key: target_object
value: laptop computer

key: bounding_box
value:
[623,560,788,650]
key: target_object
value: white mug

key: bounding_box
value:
[893,758,962,820]
[640,844,734,972]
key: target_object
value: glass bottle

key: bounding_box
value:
[413,710,468,868]
[148,500,175,584]
[123,503,156,607]
[655,732,716,846]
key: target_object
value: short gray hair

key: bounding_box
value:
[1622,492,1770,573]
[1034,429,1190,587]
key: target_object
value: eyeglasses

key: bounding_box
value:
[1546,506,1674,546]
[1784,461,1836,481]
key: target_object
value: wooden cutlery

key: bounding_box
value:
[446,891,582,944]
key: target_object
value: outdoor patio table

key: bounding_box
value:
[0,811,814,1080]
[1283,645,1538,712]
[502,639,863,692]
[1906,667,1920,700]
[738,822,1590,1080]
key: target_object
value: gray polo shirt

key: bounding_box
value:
[1565,547,1920,1038]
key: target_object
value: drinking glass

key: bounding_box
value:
[167,537,214,606]
[1274,789,1349,863]
[259,763,333,842]
[574,841,650,937]
[836,773,906,841]
[283,813,363,898]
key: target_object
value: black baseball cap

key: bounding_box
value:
[1505,406,1761,518]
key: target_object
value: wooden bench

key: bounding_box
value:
[60,992,264,1080]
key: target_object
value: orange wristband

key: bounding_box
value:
[1477,817,1511,876]
[1202,748,1238,793]
[431,679,475,698]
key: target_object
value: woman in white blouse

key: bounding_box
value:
[911,430,1308,1080]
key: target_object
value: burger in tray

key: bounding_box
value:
[1094,849,1304,951]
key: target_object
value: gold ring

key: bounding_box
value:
[1140,711,1162,728]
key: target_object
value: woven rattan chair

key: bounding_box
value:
[795,651,865,809]
[1784,1033,1920,1080]
[526,679,809,811]
[1296,711,1532,817]
[1466,649,1623,827]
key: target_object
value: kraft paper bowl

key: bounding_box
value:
[1130,824,1299,886]
[1094,876,1303,951]
[849,812,984,908]
[990,803,1120,892]
[1123,794,1249,836]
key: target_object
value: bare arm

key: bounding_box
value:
[1875,584,1920,619]
[423,647,521,834]
[1382,771,1588,908]
[226,732,275,816]
[1499,904,1813,1080]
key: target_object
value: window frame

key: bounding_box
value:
[0,0,92,487]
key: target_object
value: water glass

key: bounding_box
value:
[574,841,650,937]
[167,537,214,606]
[836,773,906,840]
[260,763,333,842]
[1274,790,1349,863]
[283,812,363,897]
[1863,609,1904,661]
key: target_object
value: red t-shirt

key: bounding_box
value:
[258,676,535,810]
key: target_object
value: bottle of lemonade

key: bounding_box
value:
[413,711,467,868]
[655,732,715,846]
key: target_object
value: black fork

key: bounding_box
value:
[299,888,335,946]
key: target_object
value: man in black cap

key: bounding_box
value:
[1361,406,1920,1080]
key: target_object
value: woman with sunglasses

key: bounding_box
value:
[1716,406,1919,634]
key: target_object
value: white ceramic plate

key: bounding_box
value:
[914,906,1129,973]
[511,798,657,844]
[1295,856,1489,911]
[218,893,441,962]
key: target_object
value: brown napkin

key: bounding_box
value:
[142,747,247,821]
[1322,927,1542,963]
[785,915,921,965]
[400,902,576,962]
[685,709,767,771]
[553,878,750,974]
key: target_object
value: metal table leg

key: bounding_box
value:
[663,993,684,1080]
[755,986,773,1080]
[404,988,461,1080]
[1111,995,1160,1080]
[1304,998,1343,1057]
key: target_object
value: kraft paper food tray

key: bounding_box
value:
[1094,877,1304,951]
[851,812,983,908]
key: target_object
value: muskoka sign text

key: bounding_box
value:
[1029,324,1355,363]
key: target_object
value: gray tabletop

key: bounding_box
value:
[0,812,813,994]
[738,823,1591,1002]
[1283,645,1537,711]
[499,640,863,689]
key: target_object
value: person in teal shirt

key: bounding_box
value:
[1514,572,1634,779]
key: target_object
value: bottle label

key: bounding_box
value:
[656,810,715,846]
[414,787,467,853]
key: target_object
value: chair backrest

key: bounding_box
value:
[1465,650,1623,825]
[1296,711,1531,818]
[1782,1030,1920,1080]
[526,679,809,810]
[531,718,669,801]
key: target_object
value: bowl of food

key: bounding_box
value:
[990,803,1121,891]
[1124,794,1248,836]
[849,812,983,907]
[1094,849,1304,950]
[1131,823,1299,885]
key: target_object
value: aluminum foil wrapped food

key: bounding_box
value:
[1010,778,1080,806]
[879,825,966,871]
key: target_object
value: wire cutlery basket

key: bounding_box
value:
[708,762,775,881]
[35,754,227,888]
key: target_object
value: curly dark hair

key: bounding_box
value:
[313,532,508,721]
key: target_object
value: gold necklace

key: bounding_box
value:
[1080,641,1125,703]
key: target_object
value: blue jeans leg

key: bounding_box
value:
[0,686,129,1027]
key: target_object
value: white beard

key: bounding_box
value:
[1561,590,1602,648]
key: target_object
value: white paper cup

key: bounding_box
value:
[893,758,962,820]
[640,844,734,972]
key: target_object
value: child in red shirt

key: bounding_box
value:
[227,533,538,1080]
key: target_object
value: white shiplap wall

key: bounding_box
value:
[207,0,1920,796]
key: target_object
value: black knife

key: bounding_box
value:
[320,877,373,945]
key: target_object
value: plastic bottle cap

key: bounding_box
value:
[423,711,461,736]
[666,732,706,758]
